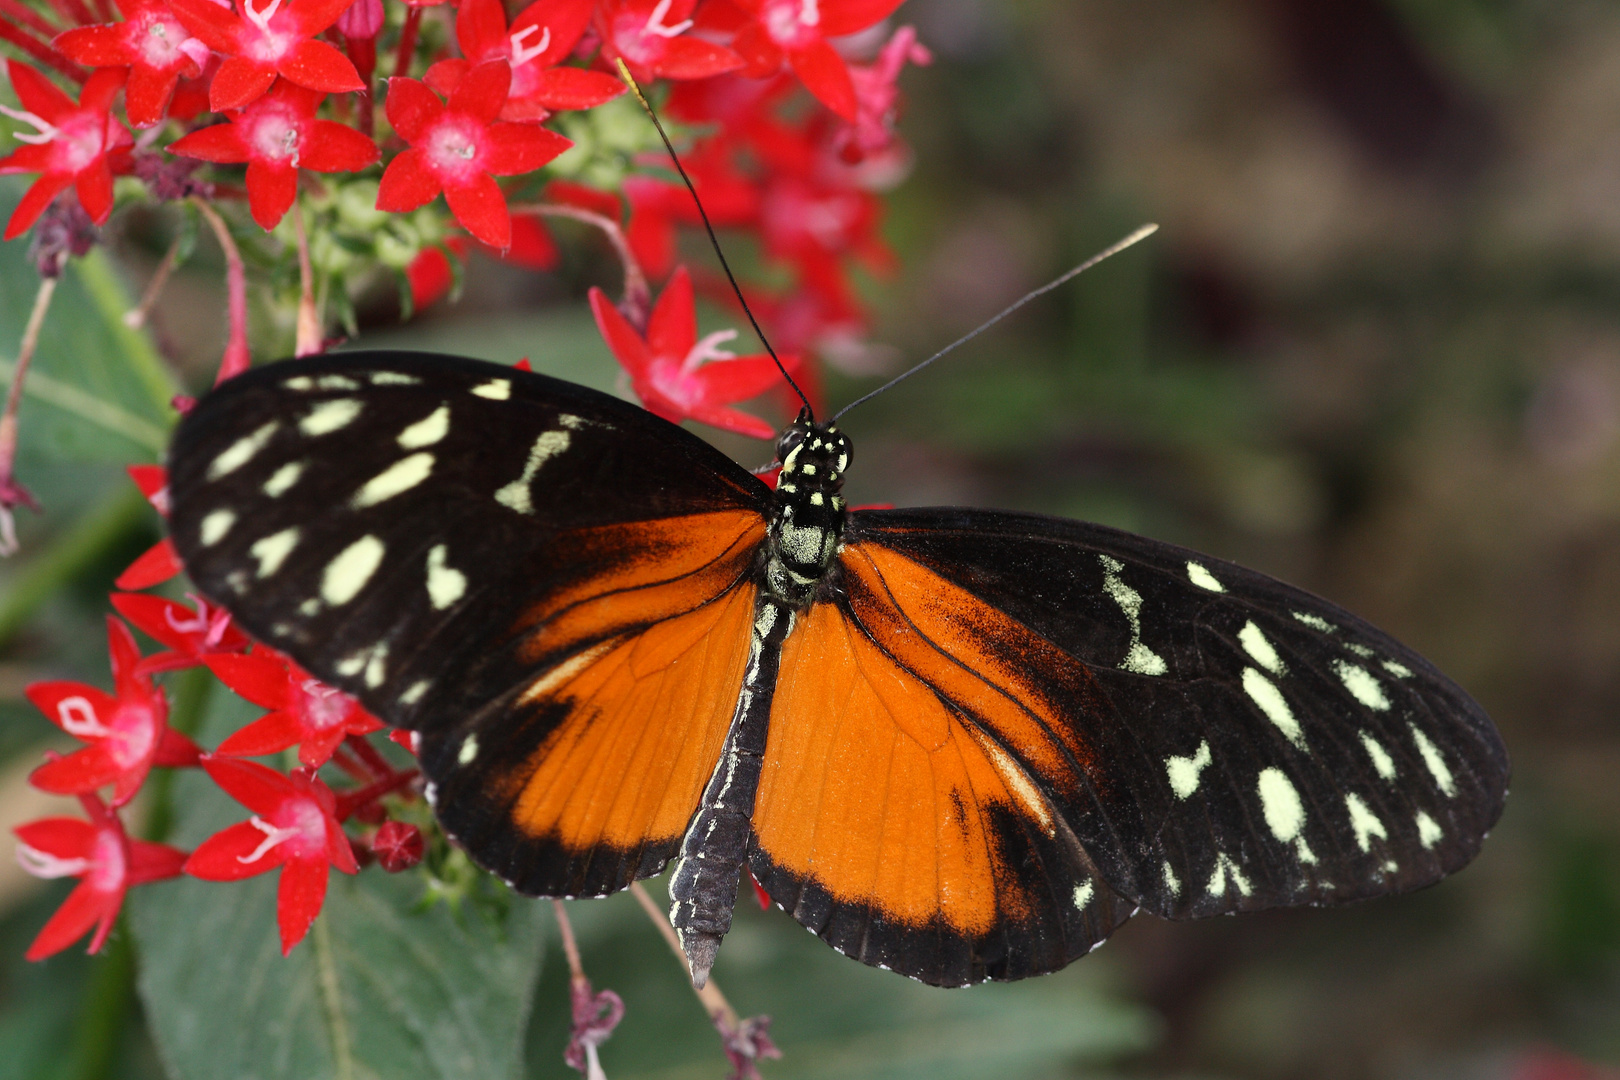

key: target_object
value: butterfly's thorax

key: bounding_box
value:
[763,418,851,608]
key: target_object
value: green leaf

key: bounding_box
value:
[130,691,548,1080]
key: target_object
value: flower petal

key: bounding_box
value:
[25,880,113,960]
[53,25,133,68]
[278,39,364,93]
[3,174,72,241]
[184,820,288,880]
[244,159,298,229]
[588,286,654,379]
[326,815,359,874]
[14,816,97,859]
[126,839,188,885]
[375,146,442,212]
[444,172,511,248]
[690,354,792,405]
[215,710,302,758]
[209,56,277,111]
[530,66,624,111]
[80,67,129,113]
[447,59,511,125]
[383,77,444,143]
[649,36,743,81]
[276,855,329,954]
[423,58,469,100]
[453,0,508,62]
[294,724,348,769]
[204,652,291,710]
[480,121,570,175]
[25,681,118,735]
[124,65,182,128]
[685,402,776,439]
[30,745,127,797]
[168,121,251,163]
[788,39,857,121]
[285,0,356,35]
[153,728,203,768]
[165,0,240,52]
[817,0,907,37]
[199,755,295,817]
[299,120,381,172]
[647,264,696,361]
[6,59,78,122]
[495,213,557,270]
[115,538,183,590]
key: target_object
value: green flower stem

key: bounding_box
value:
[52,931,136,1080]
[72,249,179,414]
[0,485,148,648]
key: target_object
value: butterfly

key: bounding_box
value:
[165,349,1509,988]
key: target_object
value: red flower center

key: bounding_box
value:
[762,0,820,48]
[86,827,127,893]
[108,697,160,767]
[295,678,351,731]
[49,112,109,176]
[422,115,485,184]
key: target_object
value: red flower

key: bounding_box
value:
[167,0,364,111]
[594,0,743,83]
[376,62,572,249]
[405,239,466,311]
[168,79,379,228]
[26,617,201,807]
[623,137,758,277]
[207,649,384,768]
[54,0,212,127]
[724,0,907,120]
[184,757,359,955]
[110,591,249,673]
[370,821,423,872]
[424,0,621,122]
[0,62,133,240]
[116,464,184,590]
[589,265,794,438]
[837,24,930,161]
[14,794,186,961]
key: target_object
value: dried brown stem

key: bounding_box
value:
[627,880,739,1029]
[551,899,586,983]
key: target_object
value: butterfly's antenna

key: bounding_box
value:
[830,224,1160,423]
[615,60,814,418]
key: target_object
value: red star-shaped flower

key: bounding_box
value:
[589,265,795,438]
[167,0,364,111]
[206,649,384,768]
[26,617,201,807]
[14,794,186,961]
[110,591,249,674]
[720,0,907,120]
[594,0,743,83]
[0,62,133,240]
[168,79,379,228]
[376,62,572,248]
[624,136,758,278]
[115,464,185,590]
[53,0,212,127]
[424,0,622,122]
[183,757,359,955]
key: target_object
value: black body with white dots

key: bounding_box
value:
[167,351,1509,988]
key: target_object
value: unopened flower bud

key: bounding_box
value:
[336,0,384,40]
[371,821,424,872]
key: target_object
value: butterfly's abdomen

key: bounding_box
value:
[765,421,851,607]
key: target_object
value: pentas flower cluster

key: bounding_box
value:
[13,471,425,959]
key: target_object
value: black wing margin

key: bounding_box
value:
[845,507,1509,922]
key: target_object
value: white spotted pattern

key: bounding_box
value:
[369,371,420,386]
[1239,620,1284,674]
[1257,768,1317,864]
[1207,853,1253,897]
[1359,730,1397,780]
[425,544,466,609]
[1383,659,1413,678]
[1292,611,1335,633]
[199,509,236,546]
[399,680,429,706]
[1163,862,1181,898]
[459,734,480,763]
[397,405,450,449]
[1334,660,1390,711]
[321,535,385,606]
[207,421,278,480]
[1099,555,1168,676]
[250,527,299,578]
[263,461,304,497]
[495,430,571,514]
[1242,667,1305,748]
[1073,881,1094,910]
[1187,561,1225,591]
[1415,810,1443,848]
[299,398,363,436]
[1165,740,1212,799]
[352,452,434,508]
[472,378,510,400]
[1344,793,1388,852]
[1409,724,1457,797]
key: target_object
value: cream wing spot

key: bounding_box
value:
[1383,659,1413,678]
[1166,740,1212,799]
[1409,724,1457,797]
[1292,611,1336,633]
[1257,768,1306,842]
[1187,561,1225,591]
[1415,810,1443,848]
[322,536,385,606]
[471,378,510,400]
[1073,881,1094,910]
[250,527,299,578]
[425,544,466,609]
[369,371,420,386]
[316,375,359,390]
[1344,793,1388,852]
[458,734,480,764]
[1207,853,1253,897]
[1099,555,1168,676]
[1334,660,1391,710]
[300,398,363,436]
[1163,862,1181,898]
[206,421,278,479]
[1242,667,1305,748]
[352,452,434,508]
[199,509,236,546]
[263,461,305,497]
[1359,730,1397,780]
[1238,620,1284,674]
[399,680,430,706]
[397,405,450,449]
[494,430,571,514]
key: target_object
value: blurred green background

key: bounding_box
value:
[5,0,1620,1076]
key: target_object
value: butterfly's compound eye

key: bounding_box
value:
[775,425,806,466]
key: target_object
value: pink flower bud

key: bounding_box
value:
[372,821,424,872]
[336,0,384,41]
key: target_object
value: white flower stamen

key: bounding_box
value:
[16,843,91,880]
[58,696,113,738]
[243,0,284,33]
[644,0,692,38]
[509,24,552,66]
[684,329,738,372]
[0,105,60,146]
[238,815,300,863]
[799,0,819,26]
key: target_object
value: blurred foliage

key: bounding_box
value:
[6,0,1620,1076]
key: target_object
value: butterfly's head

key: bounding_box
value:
[774,414,852,490]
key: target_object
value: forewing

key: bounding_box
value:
[167,351,773,894]
[843,508,1508,922]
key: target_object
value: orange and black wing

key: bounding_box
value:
[750,508,1507,986]
[167,352,773,895]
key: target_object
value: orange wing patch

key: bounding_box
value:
[751,543,1129,984]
